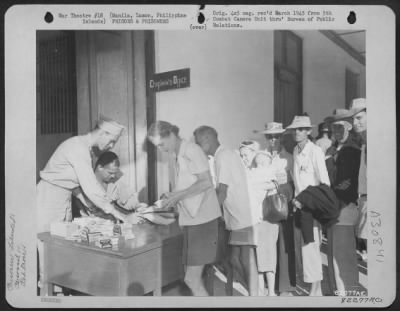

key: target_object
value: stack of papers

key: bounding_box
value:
[50,216,136,247]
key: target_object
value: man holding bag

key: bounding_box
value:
[287,115,331,296]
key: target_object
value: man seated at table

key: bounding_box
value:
[72,151,147,223]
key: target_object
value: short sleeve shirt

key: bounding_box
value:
[214,146,256,230]
[39,134,115,213]
[170,139,221,226]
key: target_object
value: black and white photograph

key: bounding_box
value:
[5,4,396,308]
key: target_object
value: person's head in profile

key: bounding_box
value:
[94,151,122,186]
[91,118,125,154]
[239,140,260,168]
[147,120,181,153]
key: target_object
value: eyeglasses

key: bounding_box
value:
[266,135,281,140]
[240,140,255,146]
[295,127,311,132]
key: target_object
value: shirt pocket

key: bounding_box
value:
[298,157,314,175]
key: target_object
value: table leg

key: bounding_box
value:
[204,264,215,296]
[40,241,54,296]
[225,263,234,296]
[40,281,54,296]
[153,248,162,296]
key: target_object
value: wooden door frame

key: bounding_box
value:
[274,30,303,126]
[144,30,157,204]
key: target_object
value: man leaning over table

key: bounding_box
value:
[37,117,140,290]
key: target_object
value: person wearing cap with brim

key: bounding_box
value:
[338,98,367,261]
[254,122,298,295]
[324,108,362,296]
[37,116,139,294]
[286,115,331,296]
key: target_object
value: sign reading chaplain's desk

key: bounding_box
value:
[148,68,190,93]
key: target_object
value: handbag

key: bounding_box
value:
[262,181,289,223]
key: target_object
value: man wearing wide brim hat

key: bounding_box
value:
[288,114,331,296]
[254,121,287,135]
[346,98,368,261]
[286,115,316,130]
[326,106,364,293]
[334,98,367,120]
[330,108,354,129]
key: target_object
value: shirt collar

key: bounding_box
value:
[82,133,93,151]
[214,145,224,158]
[297,140,312,155]
[176,139,188,158]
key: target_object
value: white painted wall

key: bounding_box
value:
[154,30,275,197]
[294,30,366,135]
[75,30,365,200]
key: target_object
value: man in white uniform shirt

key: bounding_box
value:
[194,126,259,296]
[287,116,331,296]
[37,118,139,291]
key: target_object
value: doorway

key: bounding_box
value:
[36,31,78,181]
[274,30,303,127]
[345,68,360,108]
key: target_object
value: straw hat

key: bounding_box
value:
[286,116,315,129]
[336,98,367,119]
[332,110,352,128]
[349,98,367,115]
[254,122,286,135]
[332,108,352,121]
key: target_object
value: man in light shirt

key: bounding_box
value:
[72,151,147,221]
[194,126,259,296]
[287,115,331,296]
[315,121,333,154]
[37,118,139,292]
[37,118,139,229]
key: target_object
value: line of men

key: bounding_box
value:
[189,97,367,296]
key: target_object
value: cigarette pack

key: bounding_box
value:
[95,238,113,248]
[87,232,103,243]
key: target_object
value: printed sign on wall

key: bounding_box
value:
[148,68,190,92]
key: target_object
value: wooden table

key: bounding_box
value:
[37,222,184,296]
